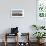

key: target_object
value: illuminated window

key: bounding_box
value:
[37,0,46,18]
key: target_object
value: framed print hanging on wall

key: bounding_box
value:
[11,9,24,17]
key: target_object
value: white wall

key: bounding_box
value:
[0,0,36,42]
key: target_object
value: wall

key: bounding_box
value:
[0,0,36,42]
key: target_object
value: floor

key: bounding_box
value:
[0,42,46,46]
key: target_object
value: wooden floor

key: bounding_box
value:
[0,42,46,46]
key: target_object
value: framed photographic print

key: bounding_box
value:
[11,9,24,17]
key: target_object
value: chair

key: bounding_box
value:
[4,27,19,46]
[18,33,30,46]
